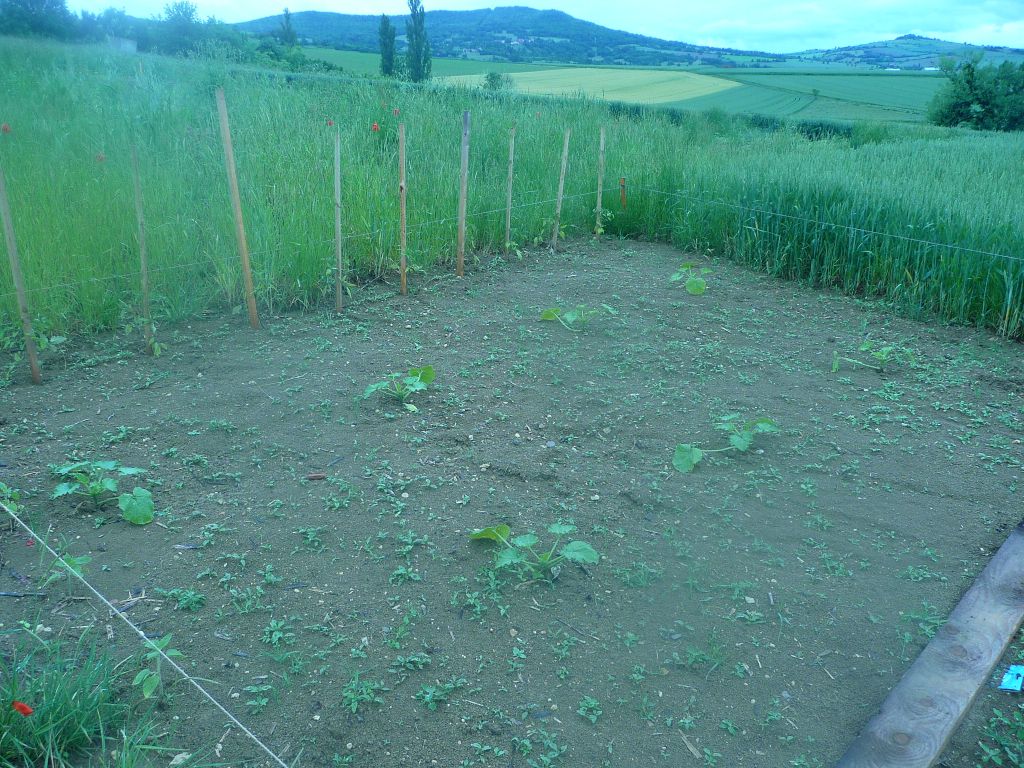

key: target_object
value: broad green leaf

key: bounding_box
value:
[117,466,146,476]
[680,261,696,270]
[409,365,435,385]
[684,277,707,296]
[53,482,79,498]
[669,271,685,282]
[119,487,155,525]
[361,381,390,399]
[672,444,703,473]
[831,351,841,373]
[547,523,576,536]
[54,461,88,476]
[469,525,510,543]
[404,403,419,413]
[600,304,618,316]
[496,547,527,568]
[700,268,714,275]
[100,477,119,493]
[748,418,779,434]
[562,310,580,326]
[539,308,561,321]
[132,669,149,686]
[729,432,754,452]
[94,461,119,471]
[512,534,539,548]
[142,673,160,698]
[560,541,599,564]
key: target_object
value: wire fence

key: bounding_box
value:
[0,497,292,768]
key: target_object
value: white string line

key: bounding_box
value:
[0,498,291,768]
[0,191,598,303]
[637,186,1024,265]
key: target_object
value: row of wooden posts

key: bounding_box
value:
[0,87,629,386]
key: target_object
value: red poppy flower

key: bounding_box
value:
[327,119,334,127]
[25,538,34,547]
[1,123,10,134]
[371,122,380,132]
[393,108,400,117]
[95,152,106,163]
[12,701,33,716]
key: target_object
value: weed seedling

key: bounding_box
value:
[670,262,712,295]
[133,635,183,699]
[673,415,779,473]
[361,365,436,412]
[469,523,599,583]
[539,304,617,331]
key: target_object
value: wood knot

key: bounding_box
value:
[892,731,912,747]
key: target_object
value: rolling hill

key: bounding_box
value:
[237,7,1024,70]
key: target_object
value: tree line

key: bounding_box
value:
[0,0,336,72]
[929,57,1024,131]
[377,0,432,82]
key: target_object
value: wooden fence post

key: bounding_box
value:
[215,87,260,330]
[619,176,627,210]
[456,110,470,277]
[0,168,42,384]
[504,125,516,256]
[399,122,407,296]
[594,126,606,235]
[551,127,571,250]
[130,147,154,354]
[334,128,344,312]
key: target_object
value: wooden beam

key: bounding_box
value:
[837,519,1024,768]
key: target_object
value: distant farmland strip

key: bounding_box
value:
[445,67,740,104]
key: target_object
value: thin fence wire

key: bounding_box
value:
[0,497,292,768]
[637,186,1024,265]
[0,191,599,304]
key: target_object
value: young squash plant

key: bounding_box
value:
[50,460,154,524]
[470,523,599,583]
[361,365,435,412]
[673,415,779,473]
[670,262,712,295]
[539,304,617,332]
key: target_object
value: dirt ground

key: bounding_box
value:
[1,239,1022,768]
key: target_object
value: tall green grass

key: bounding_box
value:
[1,37,1021,340]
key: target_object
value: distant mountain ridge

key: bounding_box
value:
[236,7,1024,69]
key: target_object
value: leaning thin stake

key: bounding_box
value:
[215,87,260,330]
[0,498,290,768]
[504,125,516,256]
[0,167,41,384]
[333,128,344,312]
[130,147,154,354]
[456,110,470,277]
[551,127,571,250]
[594,126,606,235]
[398,122,408,296]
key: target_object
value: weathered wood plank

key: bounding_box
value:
[837,520,1024,768]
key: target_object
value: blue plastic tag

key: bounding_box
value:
[998,665,1024,692]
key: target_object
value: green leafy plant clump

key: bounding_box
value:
[470,523,600,583]
[50,460,154,524]
[539,303,617,331]
[361,365,436,412]
[673,415,779,473]
[670,261,713,295]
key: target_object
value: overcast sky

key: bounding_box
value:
[67,0,1024,52]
